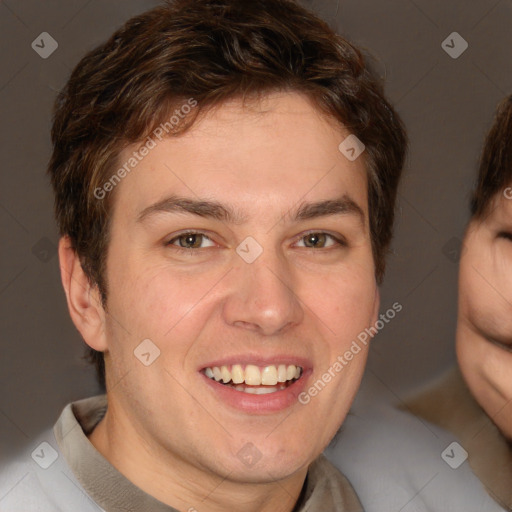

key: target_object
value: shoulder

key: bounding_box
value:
[325,372,506,512]
[0,408,104,511]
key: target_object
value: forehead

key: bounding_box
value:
[111,91,368,222]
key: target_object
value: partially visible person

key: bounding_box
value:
[327,95,512,512]
[405,94,512,510]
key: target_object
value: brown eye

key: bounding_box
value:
[167,233,215,249]
[296,232,344,249]
[303,233,327,248]
[178,234,202,248]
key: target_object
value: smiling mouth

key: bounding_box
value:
[203,364,303,394]
[487,336,512,354]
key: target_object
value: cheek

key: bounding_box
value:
[108,259,225,336]
[461,251,512,338]
[303,270,377,345]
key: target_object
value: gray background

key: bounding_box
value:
[1,0,511,460]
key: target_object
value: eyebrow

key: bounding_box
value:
[137,196,247,224]
[136,194,365,226]
[294,197,365,224]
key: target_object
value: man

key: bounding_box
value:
[0,0,406,510]
[328,96,512,511]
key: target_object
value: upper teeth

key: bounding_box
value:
[204,364,302,385]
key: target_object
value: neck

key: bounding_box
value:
[88,399,308,512]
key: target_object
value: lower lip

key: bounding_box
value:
[202,371,311,414]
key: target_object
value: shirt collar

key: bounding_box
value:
[54,395,362,511]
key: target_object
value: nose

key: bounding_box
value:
[222,246,304,336]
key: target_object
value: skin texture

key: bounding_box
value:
[457,192,512,441]
[59,92,379,512]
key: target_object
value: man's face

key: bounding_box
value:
[100,92,378,482]
[458,192,512,439]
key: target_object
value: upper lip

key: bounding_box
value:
[198,354,312,371]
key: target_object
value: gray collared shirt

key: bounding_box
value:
[326,370,508,512]
[0,395,363,511]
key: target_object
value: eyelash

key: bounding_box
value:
[497,231,512,242]
[165,230,347,253]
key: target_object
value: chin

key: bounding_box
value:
[230,440,314,483]
[232,456,309,484]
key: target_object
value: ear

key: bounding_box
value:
[58,236,108,352]
[371,285,380,326]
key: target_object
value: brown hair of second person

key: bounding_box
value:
[471,94,512,218]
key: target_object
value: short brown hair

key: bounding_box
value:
[471,94,512,218]
[48,0,407,388]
